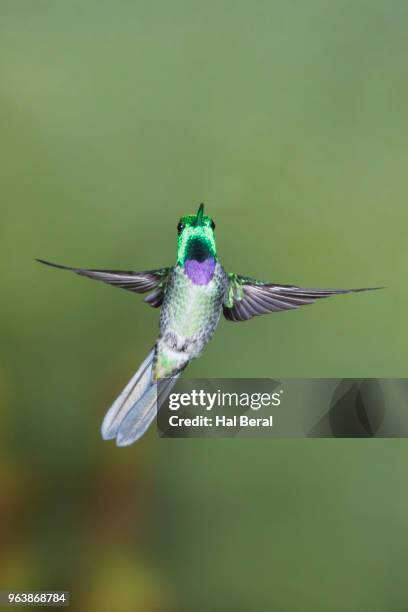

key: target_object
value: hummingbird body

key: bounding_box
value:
[155,261,228,379]
[37,203,381,446]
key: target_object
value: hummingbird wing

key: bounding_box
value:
[36,259,171,308]
[223,273,382,322]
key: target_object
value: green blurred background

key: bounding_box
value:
[1,1,407,610]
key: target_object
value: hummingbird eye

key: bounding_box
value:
[177,222,185,234]
[210,220,215,230]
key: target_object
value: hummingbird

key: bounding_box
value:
[37,203,380,446]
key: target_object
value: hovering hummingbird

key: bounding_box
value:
[37,203,380,446]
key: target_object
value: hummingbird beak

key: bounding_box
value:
[195,203,204,226]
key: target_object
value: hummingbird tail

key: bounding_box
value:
[101,348,155,441]
[115,375,181,447]
[101,348,181,446]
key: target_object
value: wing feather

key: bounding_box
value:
[223,273,382,322]
[36,259,171,308]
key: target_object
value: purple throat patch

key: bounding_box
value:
[184,257,216,285]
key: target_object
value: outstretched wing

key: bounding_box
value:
[36,259,171,308]
[223,273,382,322]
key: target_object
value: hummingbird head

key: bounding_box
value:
[176,203,217,266]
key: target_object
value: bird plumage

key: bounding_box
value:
[37,203,382,446]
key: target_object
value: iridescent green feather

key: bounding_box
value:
[176,209,217,265]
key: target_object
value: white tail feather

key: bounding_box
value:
[115,375,180,446]
[101,348,155,440]
[101,348,182,445]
